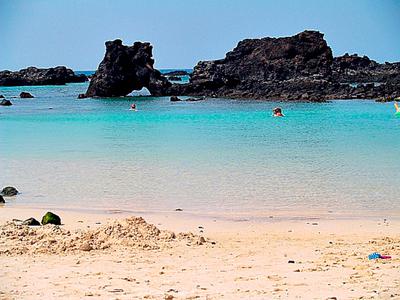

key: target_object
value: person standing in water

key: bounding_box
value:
[130,103,137,111]
[272,107,284,117]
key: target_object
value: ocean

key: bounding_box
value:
[1,74,399,217]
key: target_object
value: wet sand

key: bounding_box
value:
[0,207,399,299]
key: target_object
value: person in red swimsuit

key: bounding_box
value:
[272,107,284,117]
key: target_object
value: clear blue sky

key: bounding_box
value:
[1,0,399,70]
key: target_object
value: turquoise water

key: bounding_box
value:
[1,81,399,214]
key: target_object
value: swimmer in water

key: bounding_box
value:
[130,103,137,111]
[272,107,284,117]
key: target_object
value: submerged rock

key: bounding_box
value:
[0,99,12,106]
[41,212,61,225]
[0,66,88,86]
[0,195,4,203]
[22,218,41,226]
[84,39,171,97]
[186,96,205,101]
[170,96,182,102]
[0,94,4,98]
[1,186,19,196]
[170,96,205,102]
[20,92,34,98]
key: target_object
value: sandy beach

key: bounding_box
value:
[0,207,399,299]
[2,1,400,299]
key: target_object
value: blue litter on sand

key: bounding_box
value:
[368,252,381,260]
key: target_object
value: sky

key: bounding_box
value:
[0,0,399,71]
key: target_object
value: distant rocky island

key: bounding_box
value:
[84,30,400,101]
[0,66,87,86]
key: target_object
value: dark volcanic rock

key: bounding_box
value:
[375,96,396,102]
[165,31,400,101]
[170,96,205,102]
[85,31,399,101]
[0,66,87,86]
[0,99,12,106]
[77,93,87,99]
[332,53,400,84]
[1,186,19,197]
[0,95,4,98]
[22,218,41,226]
[85,39,171,97]
[167,31,334,100]
[0,195,4,203]
[20,92,34,98]
[167,76,182,81]
[186,96,206,101]
[170,96,182,102]
[164,70,190,76]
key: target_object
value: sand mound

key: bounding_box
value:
[0,217,202,255]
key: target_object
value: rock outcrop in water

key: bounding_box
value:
[20,92,34,98]
[84,39,171,97]
[166,31,400,101]
[84,31,399,100]
[0,66,87,86]
[0,99,12,106]
[1,186,19,197]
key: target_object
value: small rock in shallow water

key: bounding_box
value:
[22,218,41,226]
[19,92,34,98]
[170,96,182,102]
[41,212,61,225]
[174,208,183,211]
[0,195,4,203]
[0,99,12,106]
[288,260,295,264]
[1,186,19,196]
[186,96,205,102]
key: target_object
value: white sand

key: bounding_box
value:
[0,207,399,299]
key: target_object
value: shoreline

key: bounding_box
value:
[2,204,400,224]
